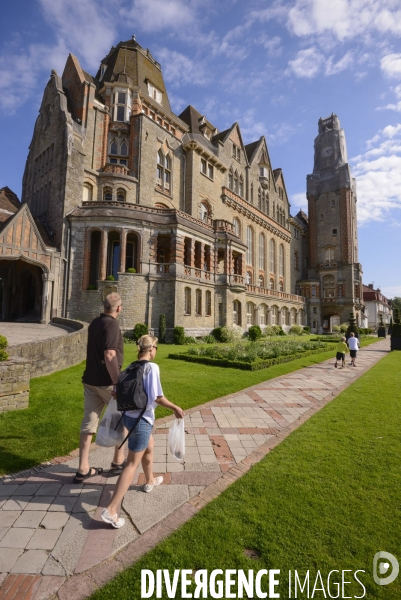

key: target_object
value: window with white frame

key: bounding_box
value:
[199,202,210,222]
[184,288,191,315]
[291,308,296,324]
[279,281,283,292]
[103,187,112,202]
[311,285,316,297]
[233,218,241,238]
[323,275,335,298]
[83,183,93,202]
[270,239,275,273]
[233,300,241,325]
[195,289,202,315]
[232,143,240,161]
[147,82,162,104]
[156,150,171,193]
[325,247,335,264]
[246,271,252,285]
[279,244,284,277]
[258,275,264,287]
[271,305,278,324]
[246,302,254,325]
[246,227,253,265]
[116,188,126,202]
[260,305,267,326]
[113,91,130,122]
[200,158,214,180]
[259,233,265,270]
[270,278,274,290]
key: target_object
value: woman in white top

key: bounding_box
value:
[101,335,184,528]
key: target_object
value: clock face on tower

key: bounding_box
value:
[322,145,333,157]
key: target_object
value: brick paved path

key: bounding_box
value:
[0,339,390,599]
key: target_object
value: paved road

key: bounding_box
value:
[0,338,390,600]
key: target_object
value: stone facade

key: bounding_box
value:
[1,40,363,334]
[0,357,31,413]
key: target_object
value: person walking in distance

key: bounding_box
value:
[334,336,348,368]
[347,332,360,367]
[74,293,126,483]
[101,335,184,528]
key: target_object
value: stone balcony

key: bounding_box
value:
[246,284,304,303]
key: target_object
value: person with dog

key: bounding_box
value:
[101,334,184,528]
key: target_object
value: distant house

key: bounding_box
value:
[363,284,393,330]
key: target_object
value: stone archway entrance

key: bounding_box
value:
[322,314,341,333]
[0,259,44,322]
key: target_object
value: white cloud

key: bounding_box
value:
[381,53,401,78]
[290,191,308,213]
[255,34,282,57]
[122,0,196,33]
[154,48,209,87]
[39,0,117,70]
[287,47,323,78]
[325,51,353,75]
[286,0,401,41]
[382,285,401,297]
[351,124,401,224]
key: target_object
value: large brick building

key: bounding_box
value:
[0,38,364,334]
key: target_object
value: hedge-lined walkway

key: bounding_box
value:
[0,338,389,600]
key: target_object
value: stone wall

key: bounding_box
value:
[7,318,88,377]
[0,357,31,413]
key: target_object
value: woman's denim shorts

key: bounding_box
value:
[122,415,153,452]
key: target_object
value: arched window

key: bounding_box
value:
[324,275,335,298]
[184,288,191,315]
[246,271,252,285]
[239,175,244,197]
[279,281,283,292]
[258,275,264,287]
[196,289,202,315]
[233,218,241,238]
[103,187,112,202]
[270,239,275,273]
[279,244,284,277]
[200,202,210,222]
[313,319,318,329]
[246,302,254,325]
[155,203,169,209]
[120,140,128,156]
[83,183,93,202]
[281,307,287,325]
[233,300,241,325]
[156,150,171,193]
[270,278,274,290]
[325,247,335,264]
[110,140,118,155]
[228,168,233,190]
[291,308,297,324]
[234,171,239,194]
[259,233,265,270]
[246,227,254,265]
[205,290,212,316]
[299,309,304,325]
[260,304,267,326]
[271,305,278,324]
[117,189,125,202]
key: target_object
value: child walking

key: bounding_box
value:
[334,336,348,368]
[101,334,184,529]
[347,332,360,367]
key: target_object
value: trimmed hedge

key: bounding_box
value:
[168,347,331,371]
[0,335,9,361]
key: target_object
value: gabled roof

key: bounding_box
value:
[212,127,232,144]
[0,187,20,225]
[179,105,217,135]
[244,140,260,163]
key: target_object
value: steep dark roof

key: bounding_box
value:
[98,39,172,113]
[273,168,282,181]
[34,218,56,247]
[296,209,308,225]
[0,187,21,211]
[212,127,231,144]
[244,140,260,163]
[178,105,216,135]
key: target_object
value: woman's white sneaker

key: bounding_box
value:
[101,508,125,528]
[144,476,163,493]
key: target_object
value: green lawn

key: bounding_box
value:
[90,348,401,600]
[0,337,380,476]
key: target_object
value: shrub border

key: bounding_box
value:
[168,347,332,371]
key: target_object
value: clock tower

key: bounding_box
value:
[302,114,363,333]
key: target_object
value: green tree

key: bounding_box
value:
[346,312,359,339]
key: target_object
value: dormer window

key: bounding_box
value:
[148,82,162,104]
[100,64,107,80]
[112,91,130,122]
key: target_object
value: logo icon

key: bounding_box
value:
[373,552,399,585]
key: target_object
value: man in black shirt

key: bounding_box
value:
[74,293,126,483]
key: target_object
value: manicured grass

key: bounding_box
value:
[0,337,380,476]
[90,348,401,600]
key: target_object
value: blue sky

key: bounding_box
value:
[1,0,401,297]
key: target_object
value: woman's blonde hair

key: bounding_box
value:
[137,335,158,359]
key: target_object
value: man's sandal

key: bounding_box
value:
[73,467,103,484]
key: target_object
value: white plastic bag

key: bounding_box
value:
[168,418,185,460]
[96,398,125,447]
